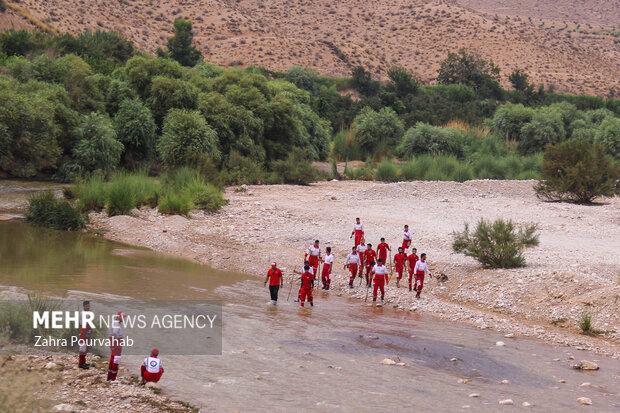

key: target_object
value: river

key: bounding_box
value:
[0,181,619,412]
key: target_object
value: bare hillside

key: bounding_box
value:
[1,0,619,96]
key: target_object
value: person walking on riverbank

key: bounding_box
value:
[78,300,92,369]
[107,311,126,381]
[407,248,419,291]
[364,243,377,286]
[393,247,407,288]
[356,239,367,277]
[371,258,389,304]
[305,240,322,276]
[351,217,364,247]
[402,225,413,253]
[264,262,283,305]
[344,246,361,288]
[322,247,334,290]
[298,265,314,307]
[141,349,164,385]
[377,238,391,269]
[413,253,431,298]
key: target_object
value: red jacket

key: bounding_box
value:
[365,249,377,265]
[300,272,314,290]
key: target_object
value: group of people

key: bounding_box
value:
[78,301,164,385]
[265,218,432,307]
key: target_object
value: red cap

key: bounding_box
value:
[117,311,127,318]
[151,348,159,355]
[271,261,277,266]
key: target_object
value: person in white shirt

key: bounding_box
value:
[321,247,334,290]
[141,348,164,384]
[344,247,361,288]
[402,224,413,253]
[356,239,367,278]
[305,240,322,276]
[371,258,390,303]
[350,217,364,247]
[413,253,431,298]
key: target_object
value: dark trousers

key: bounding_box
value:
[269,285,280,302]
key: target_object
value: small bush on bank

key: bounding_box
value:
[105,175,136,216]
[578,312,593,334]
[452,218,539,268]
[535,140,618,203]
[271,148,318,185]
[184,179,225,212]
[25,191,84,230]
[76,175,105,211]
[374,160,398,182]
[157,192,193,216]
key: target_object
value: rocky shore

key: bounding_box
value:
[89,180,620,358]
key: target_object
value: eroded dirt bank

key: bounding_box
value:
[89,180,620,357]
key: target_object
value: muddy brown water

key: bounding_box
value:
[0,182,619,412]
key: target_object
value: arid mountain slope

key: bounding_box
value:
[2,0,619,96]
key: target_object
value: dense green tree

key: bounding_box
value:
[121,56,184,98]
[595,117,620,158]
[437,49,502,98]
[353,106,404,157]
[105,78,137,115]
[284,66,319,95]
[351,66,379,97]
[490,103,534,142]
[114,98,156,166]
[147,76,199,125]
[386,66,418,97]
[73,113,123,174]
[535,140,618,203]
[160,19,202,67]
[519,108,566,155]
[398,123,466,158]
[157,109,221,168]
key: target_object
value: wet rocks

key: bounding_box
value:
[573,360,599,370]
[381,358,396,365]
[468,393,481,398]
[499,399,514,405]
[52,404,74,412]
[576,397,592,405]
[495,341,505,347]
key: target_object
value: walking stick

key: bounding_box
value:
[287,266,297,301]
[388,249,393,276]
[364,273,372,302]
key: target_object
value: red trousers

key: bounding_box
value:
[415,272,425,294]
[308,256,319,274]
[354,231,363,247]
[373,278,385,301]
[107,343,122,380]
[402,240,410,251]
[395,266,404,280]
[321,264,331,288]
[408,270,415,289]
[348,264,358,285]
[358,255,365,276]
[141,366,163,383]
[365,265,373,285]
[299,287,313,306]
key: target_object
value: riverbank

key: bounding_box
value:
[89,179,620,357]
[0,352,196,412]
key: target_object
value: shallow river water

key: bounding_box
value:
[0,182,619,412]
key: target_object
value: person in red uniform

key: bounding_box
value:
[407,248,419,291]
[371,258,389,303]
[364,243,377,287]
[393,247,407,288]
[107,311,126,381]
[413,253,431,298]
[350,217,364,247]
[377,238,391,268]
[264,262,283,305]
[78,300,92,369]
[356,239,367,277]
[298,265,314,307]
[402,225,413,252]
[305,240,322,276]
[322,247,334,290]
[141,349,164,385]
[344,247,361,288]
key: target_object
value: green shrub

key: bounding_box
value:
[220,151,265,185]
[473,155,506,179]
[578,312,593,334]
[187,180,225,212]
[399,160,423,180]
[158,192,193,216]
[25,191,84,230]
[105,176,136,216]
[271,148,318,185]
[535,140,619,203]
[398,123,466,159]
[452,162,473,182]
[76,175,105,211]
[424,163,449,181]
[125,172,160,207]
[374,160,398,182]
[353,107,404,157]
[72,113,123,174]
[452,218,539,268]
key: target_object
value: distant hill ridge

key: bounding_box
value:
[0,0,618,97]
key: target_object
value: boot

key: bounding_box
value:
[79,363,90,369]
